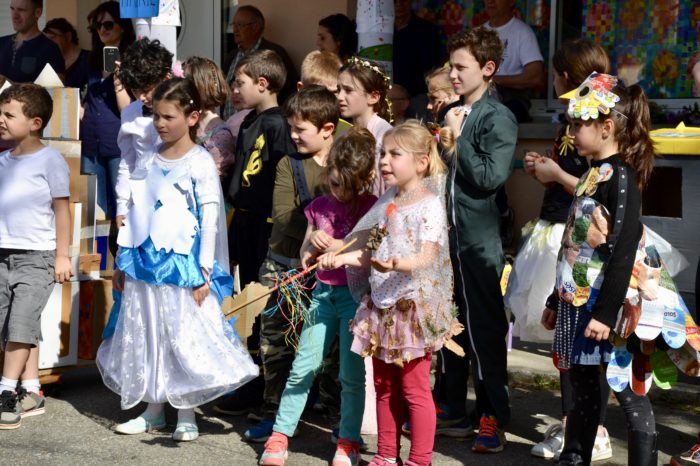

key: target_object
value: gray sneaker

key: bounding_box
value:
[16,387,45,418]
[0,390,21,430]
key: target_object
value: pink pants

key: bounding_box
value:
[372,353,435,466]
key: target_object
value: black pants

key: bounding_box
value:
[562,364,655,465]
[443,251,510,427]
[560,369,610,422]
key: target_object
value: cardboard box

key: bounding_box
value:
[79,254,102,280]
[42,87,80,140]
[39,281,80,369]
[78,279,114,360]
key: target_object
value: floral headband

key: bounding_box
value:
[346,56,391,88]
[559,72,625,120]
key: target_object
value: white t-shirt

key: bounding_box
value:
[486,17,544,77]
[0,146,70,250]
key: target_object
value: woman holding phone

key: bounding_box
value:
[80,1,135,240]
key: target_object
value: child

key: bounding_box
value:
[182,56,236,177]
[506,40,614,461]
[438,27,518,451]
[319,121,461,466]
[114,38,173,230]
[0,84,73,429]
[96,78,258,442]
[425,66,460,123]
[259,128,377,466]
[299,50,342,92]
[336,57,392,195]
[548,73,657,465]
[242,86,340,442]
[224,49,297,289]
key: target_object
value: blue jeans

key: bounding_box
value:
[81,154,120,218]
[273,283,365,442]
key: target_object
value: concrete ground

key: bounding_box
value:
[1,342,698,465]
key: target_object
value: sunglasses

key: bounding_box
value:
[90,20,116,32]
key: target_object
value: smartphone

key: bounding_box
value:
[103,46,120,74]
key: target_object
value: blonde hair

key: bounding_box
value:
[425,66,454,95]
[300,50,342,87]
[182,56,229,110]
[385,120,446,178]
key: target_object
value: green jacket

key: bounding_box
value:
[447,92,518,260]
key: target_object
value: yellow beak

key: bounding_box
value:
[558,88,577,100]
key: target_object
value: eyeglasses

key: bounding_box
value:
[233,21,256,29]
[90,20,116,32]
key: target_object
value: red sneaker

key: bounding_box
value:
[259,431,288,466]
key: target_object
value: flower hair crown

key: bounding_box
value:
[560,72,627,121]
[346,56,391,89]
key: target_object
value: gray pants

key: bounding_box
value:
[0,249,55,349]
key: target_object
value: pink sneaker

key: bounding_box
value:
[368,455,404,466]
[259,432,288,466]
[332,439,361,466]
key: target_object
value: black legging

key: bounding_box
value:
[561,364,655,465]
[560,369,609,422]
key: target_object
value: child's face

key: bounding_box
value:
[288,116,331,155]
[233,70,262,109]
[379,135,428,191]
[0,99,41,141]
[153,100,198,144]
[335,71,378,120]
[449,48,493,99]
[133,84,158,109]
[426,80,457,118]
[568,118,605,157]
[327,168,349,203]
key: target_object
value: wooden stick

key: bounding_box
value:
[223,237,358,318]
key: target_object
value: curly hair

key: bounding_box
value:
[326,127,376,212]
[0,83,53,131]
[117,38,173,93]
[152,78,202,142]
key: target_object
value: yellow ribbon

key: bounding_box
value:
[242,135,265,188]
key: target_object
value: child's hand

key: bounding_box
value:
[113,269,126,292]
[584,318,610,341]
[309,230,333,251]
[533,157,561,184]
[523,152,543,176]
[370,257,399,273]
[540,307,557,330]
[115,215,125,229]
[192,268,211,306]
[317,252,343,270]
[301,249,318,269]
[445,106,466,135]
[54,255,73,283]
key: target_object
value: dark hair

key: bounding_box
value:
[553,40,610,89]
[447,26,503,75]
[326,127,376,211]
[152,78,202,142]
[0,83,53,132]
[318,14,357,60]
[43,18,79,45]
[118,38,173,93]
[87,1,136,72]
[597,84,655,190]
[30,0,42,8]
[235,49,286,94]
[236,5,265,29]
[183,56,229,110]
[339,57,392,122]
[284,85,340,130]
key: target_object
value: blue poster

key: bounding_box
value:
[120,0,160,19]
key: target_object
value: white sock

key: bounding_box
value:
[141,403,165,419]
[177,408,196,425]
[0,376,18,393]
[384,459,397,464]
[21,378,41,394]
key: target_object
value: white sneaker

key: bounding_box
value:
[531,422,564,459]
[591,427,613,462]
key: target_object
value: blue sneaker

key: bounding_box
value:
[472,415,506,453]
[245,419,275,443]
[435,404,476,438]
[331,427,367,451]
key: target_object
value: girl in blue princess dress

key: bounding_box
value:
[97,78,258,442]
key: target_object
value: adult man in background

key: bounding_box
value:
[0,0,64,85]
[222,5,298,119]
[485,0,544,122]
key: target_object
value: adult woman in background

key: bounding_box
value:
[317,14,357,61]
[43,18,91,92]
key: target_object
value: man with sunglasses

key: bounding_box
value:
[0,0,64,85]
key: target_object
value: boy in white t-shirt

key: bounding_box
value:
[0,83,72,429]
